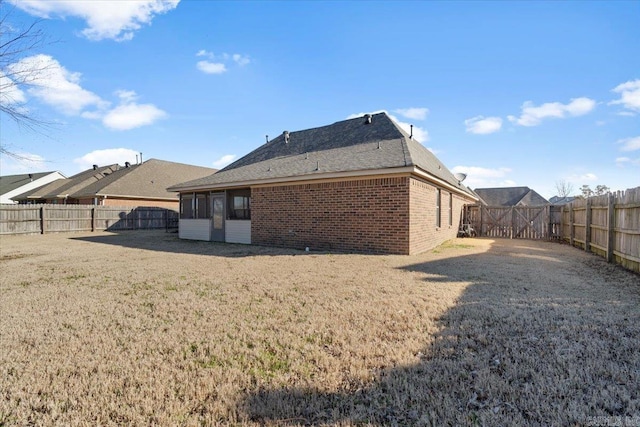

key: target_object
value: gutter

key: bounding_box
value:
[169,166,478,200]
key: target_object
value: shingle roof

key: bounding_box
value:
[0,172,59,195]
[13,165,121,201]
[70,159,217,200]
[474,186,549,206]
[170,112,475,197]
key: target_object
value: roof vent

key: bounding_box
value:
[93,164,98,170]
[125,161,131,168]
[410,125,413,140]
[364,114,372,124]
[28,173,33,181]
[283,131,290,144]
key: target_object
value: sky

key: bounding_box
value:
[1,0,639,199]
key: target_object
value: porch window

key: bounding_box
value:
[195,193,208,218]
[180,193,194,219]
[228,189,251,220]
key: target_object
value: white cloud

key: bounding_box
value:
[212,154,236,169]
[73,148,139,170]
[0,151,47,173]
[508,97,596,126]
[346,110,429,143]
[11,0,180,41]
[618,136,640,152]
[464,116,503,134]
[196,51,250,74]
[451,165,513,189]
[232,54,250,66]
[196,61,227,74]
[0,71,27,106]
[7,55,106,115]
[102,92,167,131]
[394,107,429,121]
[566,172,598,182]
[609,79,640,113]
[616,157,640,167]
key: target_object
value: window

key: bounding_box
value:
[180,193,194,219]
[448,193,453,226]
[228,189,251,220]
[196,193,208,218]
[436,189,441,228]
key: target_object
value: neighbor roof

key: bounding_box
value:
[170,112,475,197]
[474,186,549,206]
[0,172,61,196]
[70,159,217,200]
[13,165,121,201]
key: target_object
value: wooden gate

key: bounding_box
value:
[463,204,562,240]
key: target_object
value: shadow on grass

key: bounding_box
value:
[238,241,640,425]
[70,230,309,258]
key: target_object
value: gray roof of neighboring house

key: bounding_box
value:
[13,165,122,201]
[0,172,60,195]
[70,159,217,200]
[474,186,549,206]
[170,113,475,197]
[549,196,576,205]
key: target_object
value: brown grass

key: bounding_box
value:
[0,231,638,426]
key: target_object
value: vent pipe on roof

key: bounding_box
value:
[125,162,131,168]
[315,161,319,171]
[265,135,269,144]
[28,173,33,181]
[136,154,139,164]
[364,114,372,124]
[283,131,290,144]
[140,152,143,163]
[93,164,98,170]
[410,125,413,140]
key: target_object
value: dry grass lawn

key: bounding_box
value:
[1,231,639,426]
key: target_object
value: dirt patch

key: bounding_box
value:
[0,231,638,426]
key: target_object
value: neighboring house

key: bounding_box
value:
[549,196,576,205]
[169,113,478,255]
[14,160,216,209]
[474,186,549,206]
[0,171,67,204]
[69,159,216,209]
[14,164,122,204]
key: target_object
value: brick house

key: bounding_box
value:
[14,159,216,209]
[169,113,478,254]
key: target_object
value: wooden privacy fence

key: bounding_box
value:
[463,186,640,273]
[0,205,179,235]
[560,187,640,273]
[463,205,563,240]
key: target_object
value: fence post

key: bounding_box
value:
[584,198,592,252]
[91,207,95,232]
[607,193,615,263]
[479,205,483,237]
[569,203,575,246]
[40,205,46,234]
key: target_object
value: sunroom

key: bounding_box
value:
[178,188,251,244]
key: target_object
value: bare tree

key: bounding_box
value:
[555,180,574,198]
[1,1,54,159]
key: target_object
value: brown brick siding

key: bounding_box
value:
[251,177,411,254]
[409,177,472,254]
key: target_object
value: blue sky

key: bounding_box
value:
[1,0,638,198]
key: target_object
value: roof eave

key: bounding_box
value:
[169,166,477,200]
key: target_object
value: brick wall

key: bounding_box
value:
[409,177,473,254]
[251,177,411,254]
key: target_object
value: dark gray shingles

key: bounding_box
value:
[171,112,474,197]
[475,187,549,206]
[0,172,58,195]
